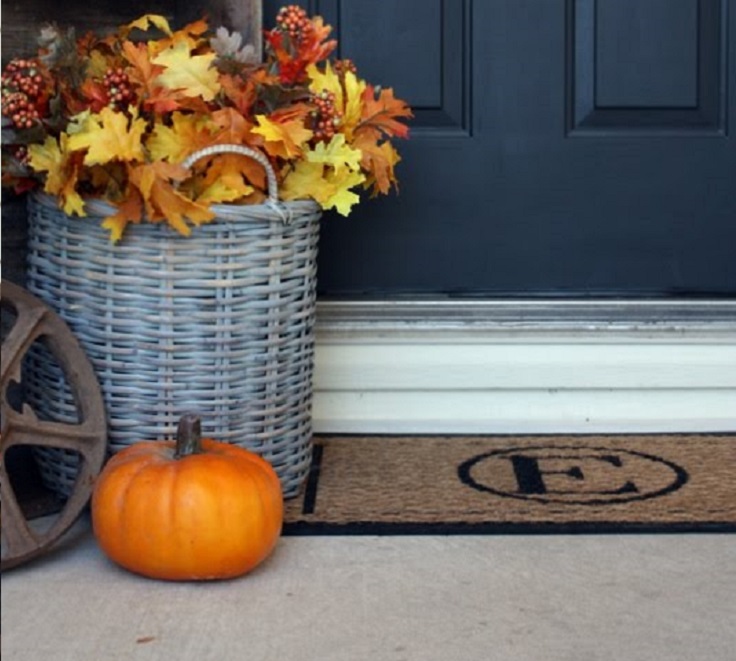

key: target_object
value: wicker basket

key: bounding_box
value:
[24,146,321,498]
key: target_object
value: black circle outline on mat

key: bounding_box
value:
[457,445,689,506]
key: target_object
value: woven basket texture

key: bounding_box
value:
[25,191,321,498]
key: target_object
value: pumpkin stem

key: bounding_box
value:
[175,414,203,459]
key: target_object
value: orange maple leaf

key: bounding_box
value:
[101,191,145,242]
[298,16,338,67]
[357,86,413,140]
[252,108,313,160]
[79,79,110,113]
[353,132,401,196]
[209,109,266,189]
[211,108,256,146]
[122,41,180,114]
[179,18,209,39]
[219,74,258,117]
[193,154,258,204]
[126,162,215,236]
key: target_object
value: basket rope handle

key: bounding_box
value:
[180,144,293,225]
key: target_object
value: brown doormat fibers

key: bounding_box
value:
[283,435,736,535]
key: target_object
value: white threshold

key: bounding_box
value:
[312,299,736,434]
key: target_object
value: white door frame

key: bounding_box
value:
[313,300,736,434]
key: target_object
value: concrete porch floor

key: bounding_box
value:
[2,515,734,660]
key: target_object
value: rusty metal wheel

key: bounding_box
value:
[1,281,107,570]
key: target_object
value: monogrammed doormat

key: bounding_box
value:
[282,435,736,534]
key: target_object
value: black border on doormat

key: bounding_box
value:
[282,435,736,536]
[282,520,736,536]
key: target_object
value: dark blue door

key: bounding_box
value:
[266,0,735,297]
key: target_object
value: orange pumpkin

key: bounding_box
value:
[91,414,283,581]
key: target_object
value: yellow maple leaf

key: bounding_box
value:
[207,154,259,189]
[153,41,220,101]
[66,110,92,136]
[341,71,366,139]
[87,49,111,80]
[28,135,86,216]
[196,178,255,205]
[147,113,215,164]
[59,180,86,217]
[123,14,173,37]
[252,114,313,159]
[282,161,365,216]
[307,64,366,140]
[307,62,343,111]
[28,136,65,193]
[121,41,181,114]
[305,134,362,173]
[66,107,147,165]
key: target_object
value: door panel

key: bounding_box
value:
[265,0,735,297]
[316,0,472,133]
[571,0,726,131]
[595,0,699,108]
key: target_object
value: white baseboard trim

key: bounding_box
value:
[312,300,736,434]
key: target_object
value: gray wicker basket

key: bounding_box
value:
[24,146,321,498]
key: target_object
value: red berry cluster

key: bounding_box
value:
[276,5,314,43]
[103,67,135,109]
[1,59,47,130]
[11,145,30,166]
[310,90,343,142]
[334,59,357,78]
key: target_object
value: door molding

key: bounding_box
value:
[313,299,736,434]
[316,298,736,336]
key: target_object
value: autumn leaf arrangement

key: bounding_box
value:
[1,6,412,240]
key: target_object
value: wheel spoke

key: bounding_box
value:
[0,299,46,385]
[4,405,105,457]
[0,464,40,563]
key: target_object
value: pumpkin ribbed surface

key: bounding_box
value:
[92,437,283,581]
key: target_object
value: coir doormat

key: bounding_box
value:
[283,435,736,535]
